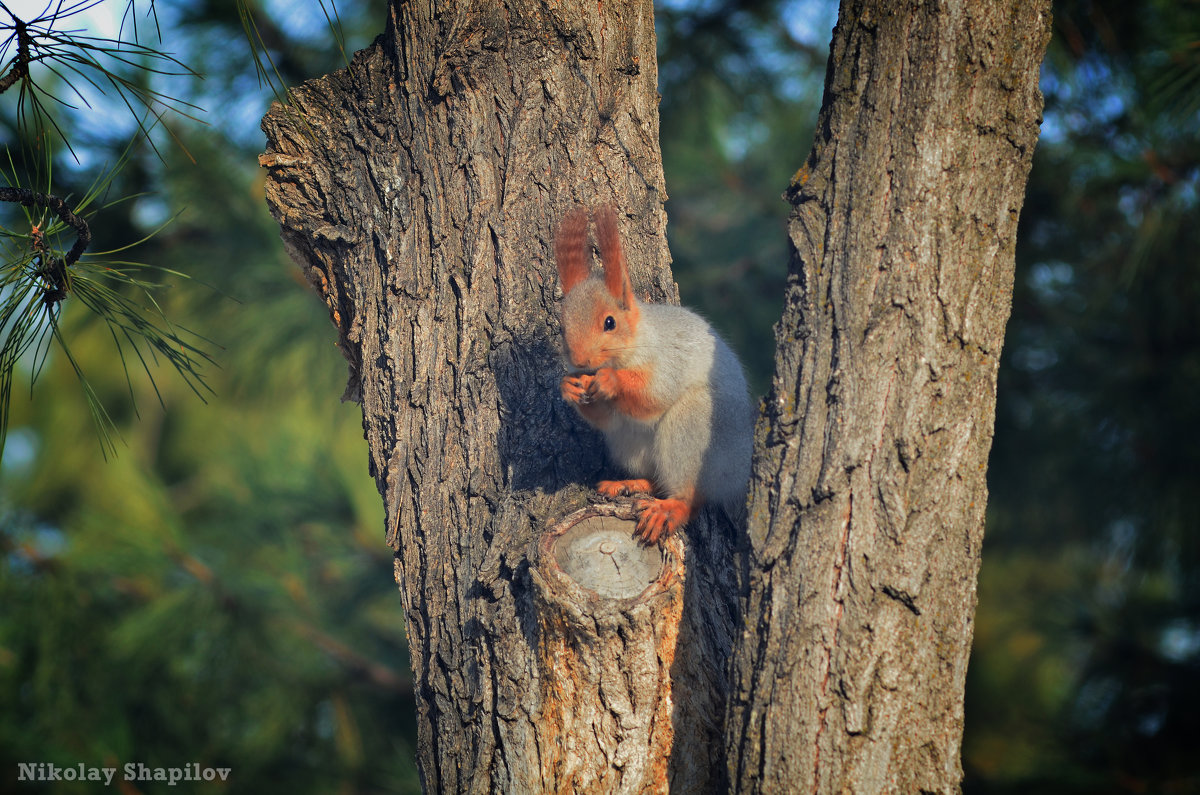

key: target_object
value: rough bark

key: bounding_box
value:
[260,1,737,792]
[724,2,1051,793]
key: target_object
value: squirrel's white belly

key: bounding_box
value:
[602,413,657,481]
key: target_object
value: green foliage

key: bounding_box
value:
[0,138,215,459]
[0,1,210,464]
[965,0,1200,791]
[1,145,419,795]
[0,120,419,795]
[0,0,365,464]
[0,1,201,157]
[1,2,416,792]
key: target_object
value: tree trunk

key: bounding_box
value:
[260,1,738,792]
[724,2,1051,793]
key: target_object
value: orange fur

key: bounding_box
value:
[597,479,655,497]
[560,373,614,427]
[555,207,591,295]
[592,367,661,420]
[594,206,635,310]
[560,372,592,404]
[634,489,701,543]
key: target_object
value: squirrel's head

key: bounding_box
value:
[555,205,640,372]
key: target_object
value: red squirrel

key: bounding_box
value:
[554,205,753,543]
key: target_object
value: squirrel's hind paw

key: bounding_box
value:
[633,497,692,544]
[597,479,654,498]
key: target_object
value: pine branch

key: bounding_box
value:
[0,17,29,93]
[0,185,91,304]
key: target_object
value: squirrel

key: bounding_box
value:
[554,205,754,544]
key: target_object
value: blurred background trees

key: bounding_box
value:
[0,0,1196,792]
[968,1,1200,789]
[0,2,420,792]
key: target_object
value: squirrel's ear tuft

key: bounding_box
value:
[594,205,635,310]
[555,207,591,295]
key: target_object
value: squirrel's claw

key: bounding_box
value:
[590,367,621,400]
[561,373,594,405]
[597,479,654,498]
[633,497,692,544]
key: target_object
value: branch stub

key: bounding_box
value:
[537,503,683,603]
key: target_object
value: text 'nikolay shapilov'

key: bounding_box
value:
[17,762,231,786]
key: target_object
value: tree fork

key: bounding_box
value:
[261,0,1053,792]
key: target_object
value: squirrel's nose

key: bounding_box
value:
[566,356,597,375]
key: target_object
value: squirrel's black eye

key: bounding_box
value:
[603,315,616,331]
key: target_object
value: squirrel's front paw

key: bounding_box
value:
[560,373,595,405]
[633,497,692,545]
[590,367,622,400]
